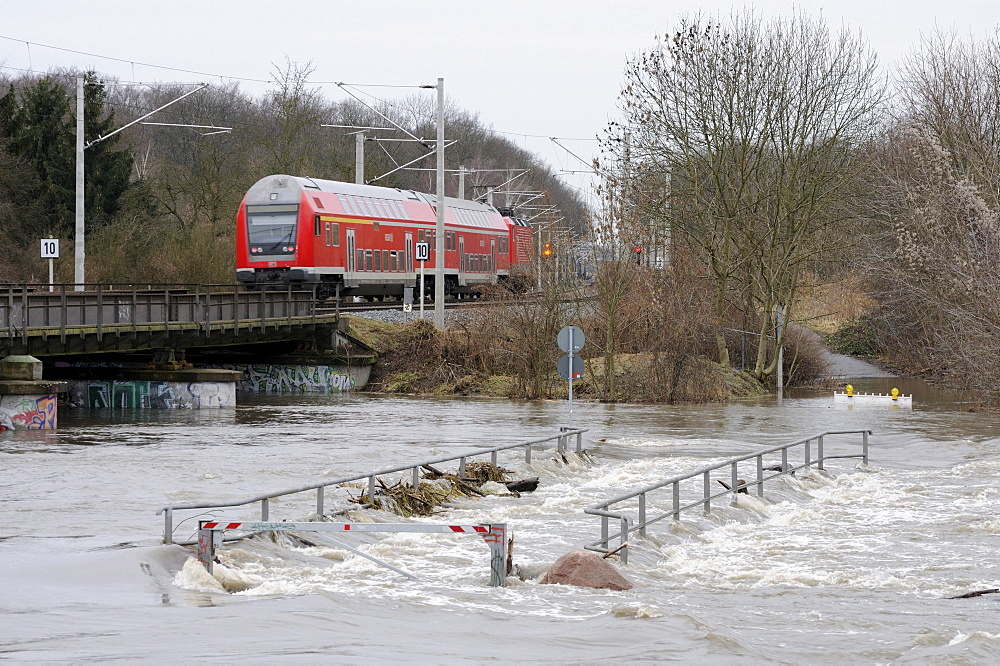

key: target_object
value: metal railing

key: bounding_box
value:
[157,427,587,545]
[1,282,322,342]
[584,429,872,564]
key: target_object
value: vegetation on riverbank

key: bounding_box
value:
[356,314,771,402]
[3,13,998,402]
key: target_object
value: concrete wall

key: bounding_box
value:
[211,363,371,394]
[64,380,236,409]
[0,394,57,430]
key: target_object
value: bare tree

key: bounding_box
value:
[608,11,884,381]
[867,29,1000,399]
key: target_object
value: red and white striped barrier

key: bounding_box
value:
[201,521,490,533]
[196,521,507,587]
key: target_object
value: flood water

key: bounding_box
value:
[3,376,1000,662]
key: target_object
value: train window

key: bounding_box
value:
[313,197,324,209]
[314,215,322,236]
[365,249,373,271]
[374,250,381,272]
[382,250,389,271]
[499,237,509,254]
[356,249,364,270]
[331,223,340,246]
[389,251,397,271]
[364,197,378,218]
[372,222,380,231]
[418,229,425,243]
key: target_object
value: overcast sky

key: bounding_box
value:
[1,0,997,195]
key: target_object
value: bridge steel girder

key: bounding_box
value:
[0,320,342,357]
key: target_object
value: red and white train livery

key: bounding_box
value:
[235,174,533,298]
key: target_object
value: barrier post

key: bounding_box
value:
[756,455,764,497]
[638,493,646,536]
[863,430,869,465]
[483,524,508,587]
[197,523,221,574]
[619,517,630,564]
[163,508,173,544]
[730,463,739,505]
[817,435,825,471]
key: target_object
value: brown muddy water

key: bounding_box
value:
[3,377,1000,663]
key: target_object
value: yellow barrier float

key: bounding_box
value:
[834,385,912,408]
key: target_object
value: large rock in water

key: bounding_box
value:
[540,550,634,591]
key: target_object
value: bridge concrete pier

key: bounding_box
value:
[209,353,373,395]
[57,367,242,409]
[0,355,67,430]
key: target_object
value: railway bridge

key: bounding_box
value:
[0,283,374,425]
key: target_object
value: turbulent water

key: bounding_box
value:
[3,376,1000,662]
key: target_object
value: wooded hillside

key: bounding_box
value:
[0,61,588,284]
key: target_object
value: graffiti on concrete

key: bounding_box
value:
[66,380,236,409]
[212,364,360,394]
[0,394,57,430]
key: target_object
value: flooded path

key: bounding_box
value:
[2,380,1000,662]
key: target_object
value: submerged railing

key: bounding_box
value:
[584,429,872,564]
[158,428,587,545]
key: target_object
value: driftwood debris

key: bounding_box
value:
[949,588,1000,599]
[717,479,749,494]
[505,477,540,493]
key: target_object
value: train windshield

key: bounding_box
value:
[246,204,298,256]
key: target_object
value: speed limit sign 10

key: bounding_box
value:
[414,241,430,262]
[40,238,60,258]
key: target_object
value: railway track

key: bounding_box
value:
[316,298,488,314]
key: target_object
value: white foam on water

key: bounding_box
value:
[173,556,226,594]
[608,603,665,619]
[170,442,1000,622]
[949,631,1000,646]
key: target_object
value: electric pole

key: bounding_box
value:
[434,78,445,330]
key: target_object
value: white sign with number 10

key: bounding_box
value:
[41,238,60,258]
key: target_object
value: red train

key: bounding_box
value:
[235,174,534,299]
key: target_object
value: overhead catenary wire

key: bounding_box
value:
[0,34,601,168]
[0,33,598,223]
[0,33,271,84]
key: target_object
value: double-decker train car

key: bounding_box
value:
[236,174,533,299]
